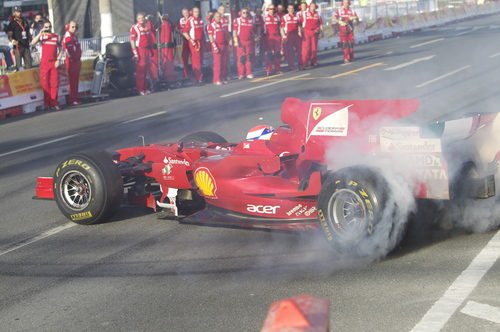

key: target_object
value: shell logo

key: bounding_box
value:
[194,167,217,198]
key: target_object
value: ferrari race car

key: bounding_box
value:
[35,98,500,259]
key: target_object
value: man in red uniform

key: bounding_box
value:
[208,12,230,85]
[217,5,232,81]
[159,13,176,84]
[334,0,358,63]
[145,15,159,86]
[276,5,286,19]
[263,4,281,76]
[31,20,62,111]
[281,5,301,70]
[182,7,205,84]
[233,8,255,79]
[297,1,308,20]
[300,1,323,68]
[62,20,82,106]
[178,8,191,79]
[253,8,264,68]
[130,12,154,95]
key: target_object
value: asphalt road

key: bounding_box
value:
[1,13,500,332]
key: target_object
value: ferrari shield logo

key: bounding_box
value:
[313,107,322,120]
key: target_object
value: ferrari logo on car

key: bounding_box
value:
[194,168,217,198]
[313,107,322,120]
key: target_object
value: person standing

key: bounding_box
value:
[253,7,265,68]
[178,8,191,80]
[30,13,43,37]
[233,8,255,79]
[130,12,154,95]
[334,0,358,63]
[300,1,323,68]
[6,6,32,70]
[276,5,286,19]
[182,7,205,84]
[281,5,301,70]
[62,21,82,106]
[159,13,176,84]
[31,20,62,111]
[263,5,281,76]
[207,12,230,85]
[145,15,159,87]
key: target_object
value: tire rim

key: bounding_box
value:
[328,188,367,241]
[60,170,92,210]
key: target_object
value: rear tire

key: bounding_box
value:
[53,151,123,225]
[105,42,133,59]
[180,131,227,144]
[317,167,408,260]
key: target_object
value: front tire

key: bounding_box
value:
[180,131,227,144]
[53,151,123,225]
[317,167,408,260]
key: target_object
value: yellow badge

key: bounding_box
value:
[194,168,217,198]
[313,107,322,120]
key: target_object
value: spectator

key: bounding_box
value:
[208,12,230,85]
[130,12,154,95]
[0,44,14,68]
[159,13,176,84]
[177,8,191,80]
[182,7,205,84]
[300,1,323,68]
[6,6,32,70]
[233,8,256,79]
[31,20,62,111]
[30,13,44,37]
[62,20,82,105]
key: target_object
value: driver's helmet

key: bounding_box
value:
[246,125,275,140]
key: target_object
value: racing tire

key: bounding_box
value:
[105,42,133,59]
[53,151,123,225]
[180,131,227,144]
[317,167,407,260]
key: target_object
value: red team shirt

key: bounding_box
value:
[62,31,81,60]
[254,15,264,36]
[160,20,174,44]
[130,23,153,48]
[301,11,323,31]
[263,13,280,36]
[233,16,255,40]
[40,33,60,61]
[207,20,228,44]
[281,13,299,34]
[183,16,205,41]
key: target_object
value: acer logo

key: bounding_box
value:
[246,204,280,214]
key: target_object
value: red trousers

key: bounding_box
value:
[65,59,81,104]
[40,61,59,107]
[149,48,159,83]
[136,47,151,93]
[212,43,229,83]
[181,39,190,79]
[301,29,319,66]
[265,35,281,74]
[161,47,175,82]
[236,40,254,77]
[188,41,203,82]
[340,30,354,61]
[283,31,301,69]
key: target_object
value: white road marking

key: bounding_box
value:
[121,111,168,124]
[410,230,500,332]
[0,134,80,158]
[220,73,310,98]
[461,301,500,324]
[384,55,435,71]
[455,31,471,37]
[410,38,444,48]
[455,27,468,31]
[490,25,500,29]
[416,65,471,88]
[489,52,500,58]
[0,223,76,257]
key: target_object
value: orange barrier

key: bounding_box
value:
[261,294,331,332]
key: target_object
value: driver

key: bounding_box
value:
[246,125,275,140]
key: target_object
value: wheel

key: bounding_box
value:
[110,72,135,89]
[179,131,227,144]
[53,151,123,225]
[317,167,408,260]
[115,58,135,74]
[105,42,133,59]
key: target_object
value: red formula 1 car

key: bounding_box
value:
[35,98,500,259]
